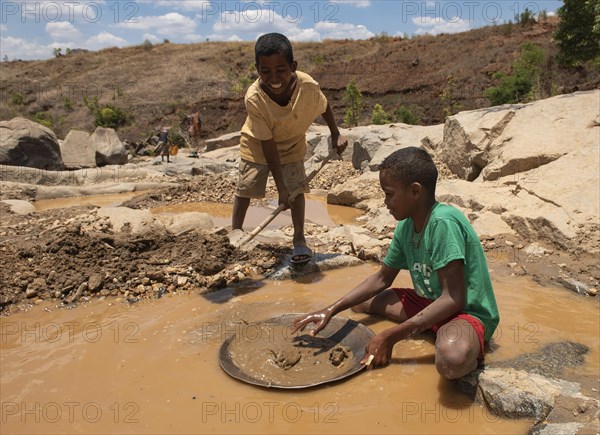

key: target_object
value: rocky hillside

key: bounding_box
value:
[1,18,598,142]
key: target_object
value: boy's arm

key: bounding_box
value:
[366,259,466,366]
[321,103,348,155]
[261,138,290,208]
[292,264,400,336]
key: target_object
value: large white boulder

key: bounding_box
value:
[0,117,65,170]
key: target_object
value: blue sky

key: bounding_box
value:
[0,1,563,60]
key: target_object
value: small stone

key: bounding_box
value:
[587,288,597,296]
[88,273,104,292]
[505,240,514,247]
[558,263,567,268]
[508,262,517,268]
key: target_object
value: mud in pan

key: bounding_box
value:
[219,313,375,389]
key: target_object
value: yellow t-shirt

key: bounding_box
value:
[239,71,328,165]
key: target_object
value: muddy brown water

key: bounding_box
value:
[33,192,147,212]
[151,194,364,229]
[33,192,363,229]
[6,193,597,434]
[2,264,598,435]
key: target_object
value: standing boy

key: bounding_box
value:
[155,126,170,163]
[293,147,499,379]
[232,33,347,264]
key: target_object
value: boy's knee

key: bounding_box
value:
[435,346,475,379]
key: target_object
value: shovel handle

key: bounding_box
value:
[236,152,336,247]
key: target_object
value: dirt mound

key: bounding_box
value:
[0,204,288,315]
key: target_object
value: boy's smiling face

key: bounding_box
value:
[256,53,297,97]
[379,170,419,221]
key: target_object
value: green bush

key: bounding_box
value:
[343,80,363,127]
[440,75,463,117]
[371,104,393,125]
[11,93,23,105]
[395,105,420,125]
[554,0,600,66]
[83,95,131,128]
[63,97,73,111]
[142,39,153,51]
[485,43,545,105]
[515,7,536,26]
[33,112,53,129]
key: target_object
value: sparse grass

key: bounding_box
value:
[0,20,597,141]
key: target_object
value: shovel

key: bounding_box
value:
[229,150,337,248]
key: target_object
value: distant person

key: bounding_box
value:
[187,112,202,156]
[155,126,170,163]
[232,32,347,265]
[293,147,500,379]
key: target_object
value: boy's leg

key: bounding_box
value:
[290,193,306,248]
[435,317,482,379]
[232,196,251,230]
[351,289,412,323]
[283,161,310,259]
[232,161,268,230]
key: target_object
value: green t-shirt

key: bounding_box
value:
[383,202,499,341]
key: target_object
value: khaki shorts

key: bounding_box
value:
[235,160,308,199]
[155,141,169,156]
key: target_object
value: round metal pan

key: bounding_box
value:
[219,313,375,389]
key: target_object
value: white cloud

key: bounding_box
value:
[336,0,371,7]
[315,22,375,40]
[85,31,129,50]
[289,28,322,42]
[45,22,82,40]
[153,1,212,12]
[142,33,161,44]
[413,16,472,35]
[182,34,208,42]
[116,12,197,36]
[0,36,55,60]
[212,9,298,34]
[227,34,243,42]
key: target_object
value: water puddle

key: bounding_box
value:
[32,191,363,230]
[2,265,597,434]
[151,194,363,229]
[34,191,147,212]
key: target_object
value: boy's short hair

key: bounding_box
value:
[255,33,294,65]
[379,147,438,195]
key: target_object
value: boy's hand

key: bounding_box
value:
[361,332,394,369]
[332,133,348,156]
[291,309,333,337]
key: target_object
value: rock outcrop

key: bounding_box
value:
[60,130,97,169]
[0,117,65,170]
[91,127,128,166]
[327,90,600,257]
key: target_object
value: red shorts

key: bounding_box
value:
[392,288,486,359]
